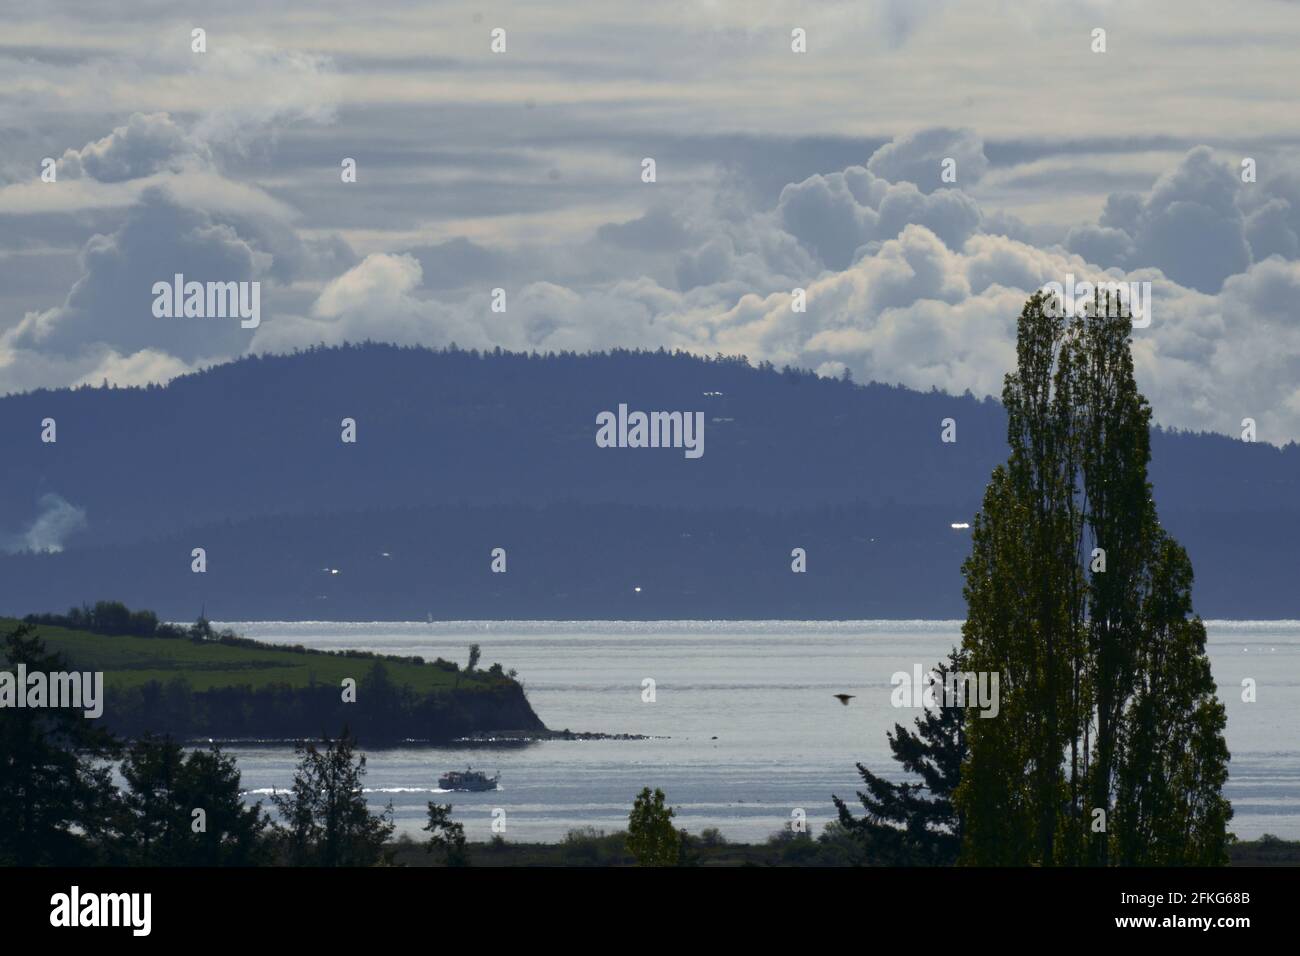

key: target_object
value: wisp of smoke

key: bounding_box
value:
[0,493,88,554]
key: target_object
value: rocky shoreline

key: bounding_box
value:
[453,728,661,743]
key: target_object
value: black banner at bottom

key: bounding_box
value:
[1,864,1290,942]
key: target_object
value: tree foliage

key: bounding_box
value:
[424,802,468,866]
[834,649,967,865]
[626,787,680,866]
[115,734,270,865]
[0,624,119,865]
[955,291,1231,865]
[271,728,395,866]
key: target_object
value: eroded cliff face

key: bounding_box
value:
[432,681,547,739]
[99,678,546,745]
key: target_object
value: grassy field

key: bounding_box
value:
[2,618,491,694]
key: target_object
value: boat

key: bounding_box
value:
[438,767,500,792]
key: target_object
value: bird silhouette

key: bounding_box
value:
[833,694,855,705]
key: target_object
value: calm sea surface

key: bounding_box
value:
[213,620,1300,845]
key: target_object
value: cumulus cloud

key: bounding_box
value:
[70,347,196,389]
[0,90,355,385]
[1066,146,1300,293]
[1242,167,1300,262]
[866,127,989,193]
[6,187,268,362]
[1245,198,1300,261]
[597,205,692,252]
[252,253,483,354]
[58,112,210,182]
[0,26,361,396]
[270,152,1300,443]
[0,341,188,395]
[777,163,982,269]
[11,114,1300,447]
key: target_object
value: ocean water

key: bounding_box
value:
[215,620,1300,845]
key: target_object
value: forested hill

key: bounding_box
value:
[1,344,1296,619]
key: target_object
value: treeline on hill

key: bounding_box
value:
[24,601,180,638]
[15,603,543,744]
[26,599,450,663]
[0,344,1007,550]
[3,344,1299,619]
[1,342,1294,543]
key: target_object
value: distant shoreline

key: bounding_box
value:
[211,619,974,629]
[180,729,658,746]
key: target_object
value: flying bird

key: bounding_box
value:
[833,694,856,706]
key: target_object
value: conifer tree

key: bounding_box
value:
[833,650,966,865]
[0,625,119,865]
[117,734,270,865]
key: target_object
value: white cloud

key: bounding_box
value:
[58,112,210,182]
[777,164,982,270]
[5,187,268,362]
[866,127,989,193]
[7,100,1300,449]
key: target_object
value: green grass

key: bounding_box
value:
[2,618,494,695]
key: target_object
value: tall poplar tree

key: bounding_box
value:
[955,290,1231,865]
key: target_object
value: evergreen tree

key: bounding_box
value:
[0,625,119,865]
[833,650,966,865]
[116,734,270,865]
[955,291,1231,865]
[271,728,395,866]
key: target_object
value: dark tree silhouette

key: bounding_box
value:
[0,624,119,865]
[834,650,966,865]
[423,802,468,866]
[271,728,395,866]
[115,734,270,865]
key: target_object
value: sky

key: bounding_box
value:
[3,0,1300,442]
